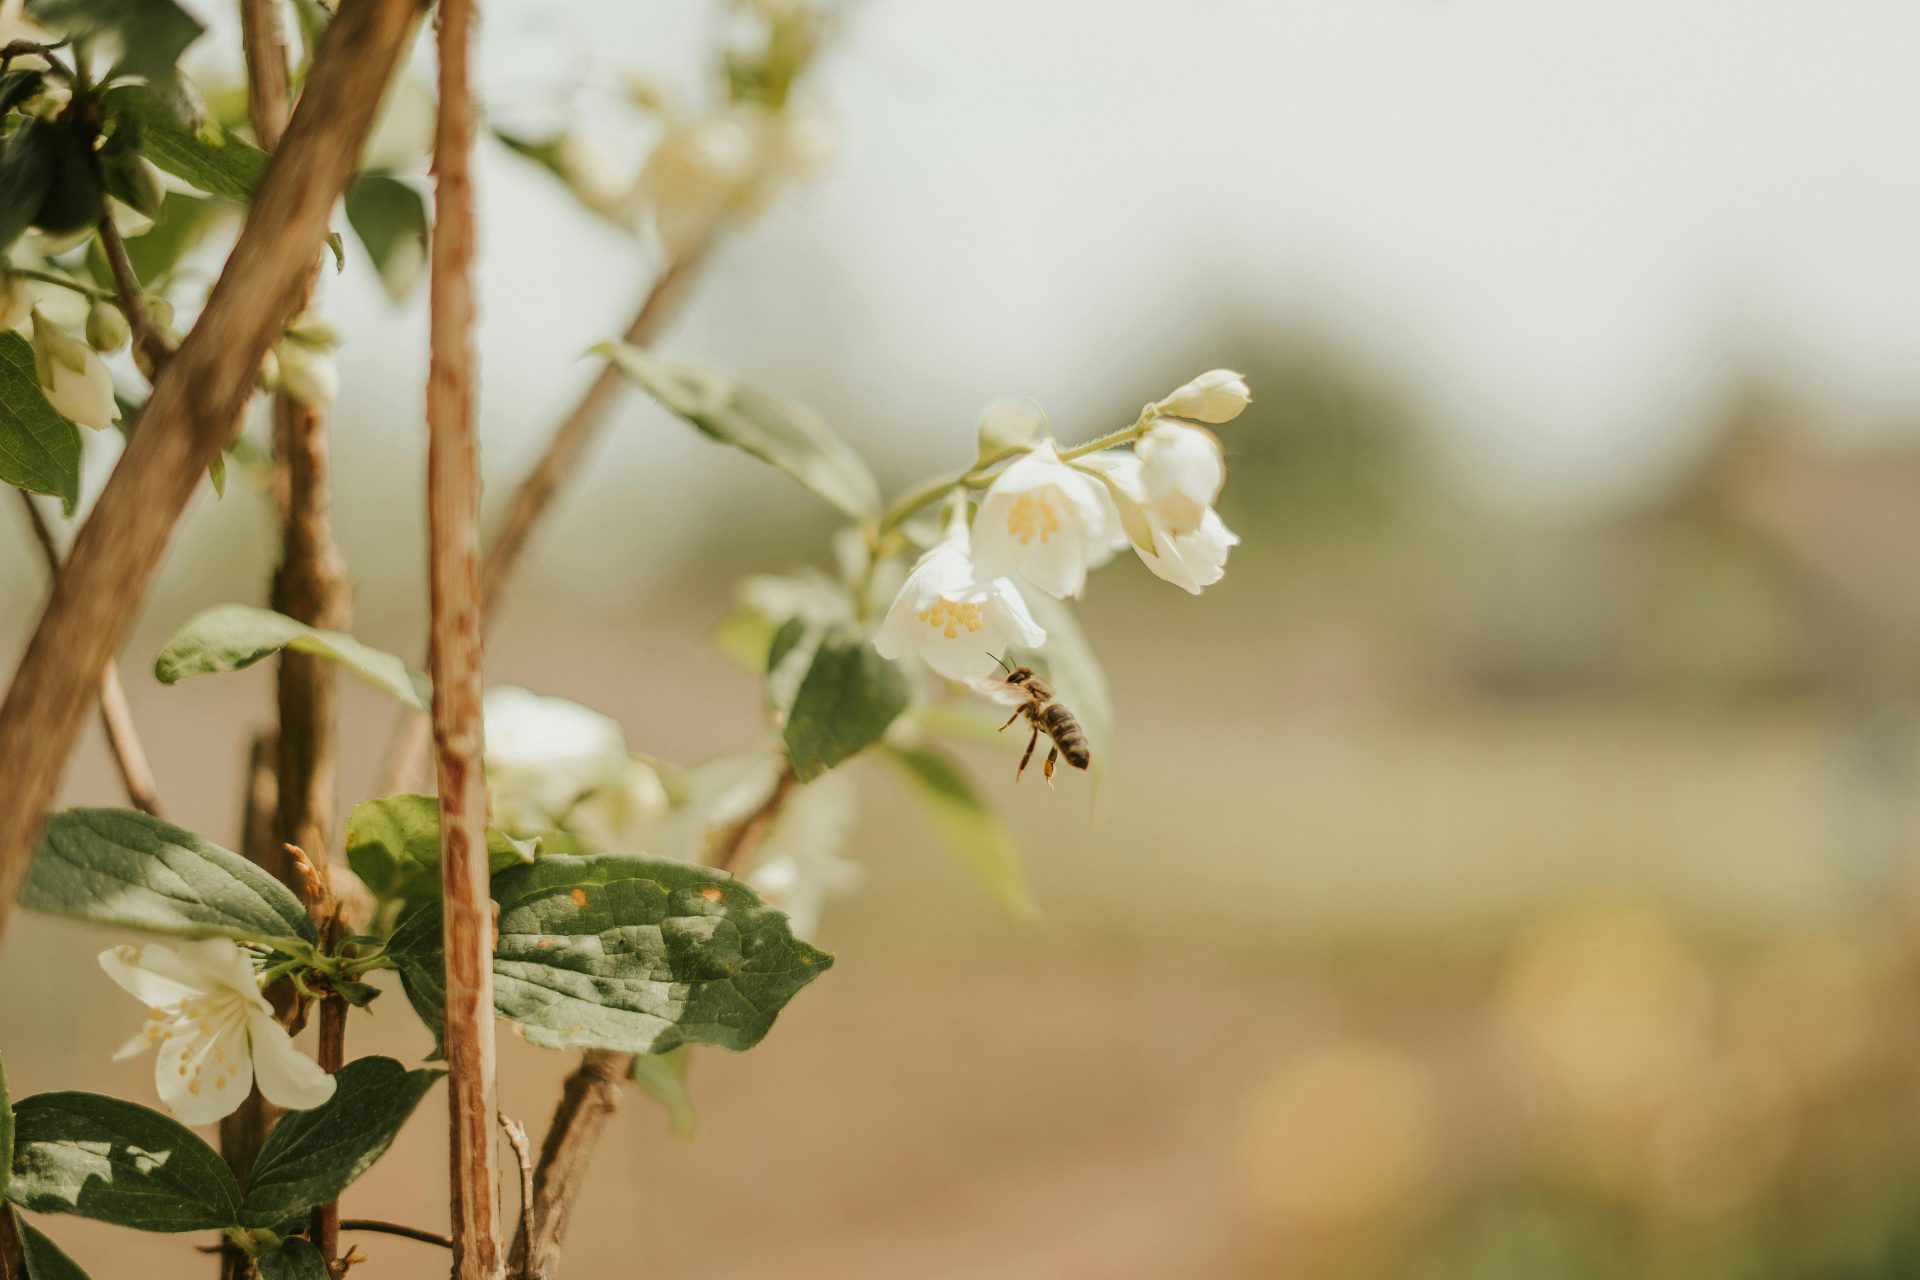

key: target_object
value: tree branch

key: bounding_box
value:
[341,1220,454,1250]
[373,247,709,796]
[429,0,503,1273]
[0,0,422,946]
[14,491,163,817]
[508,770,794,1275]
[97,218,172,372]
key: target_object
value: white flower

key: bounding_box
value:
[0,277,33,332]
[747,771,861,937]
[1134,421,1224,536]
[276,343,339,407]
[873,533,1044,681]
[101,939,336,1125]
[969,442,1123,600]
[32,317,120,429]
[485,687,629,820]
[1154,368,1251,424]
[1082,452,1240,595]
[635,108,761,252]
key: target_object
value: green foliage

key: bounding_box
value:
[256,1239,327,1280]
[154,604,430,710]
[629,1048,697,1140]
[237,1058,441,1229]
[13,1214,94,1280]
[7,118,103,237]
[121,192,225,285]
[783,637,908,782]
[101,84,266,206]
[344,794,537,916]
[20,809,317,946]
[27,0,204,85]
[0,122,52,253]
[598,344,882,524]
[387,855,834,1057]
[884,743,1034,918]
[344,172,429,301]
[5,1093,240,1232]
[0,332,80,513]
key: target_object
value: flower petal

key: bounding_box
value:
[247,1009,337,1112]
[99,944,213,1009]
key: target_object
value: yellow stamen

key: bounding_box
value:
[917,598,985,640]
[1007,492,1060,546]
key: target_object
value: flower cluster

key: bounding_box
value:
[2,276,124,430]
[876,370,1250,681]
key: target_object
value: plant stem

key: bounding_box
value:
[0,0,421,947]
[429,0,504,1273]
[0,266,117,302]
[499,1111,536,1278]
[96,219,173,372]
[372,247,710,797]
[340,1220,455,1250]
[507,770,798,1275]
[309,917,347,1263]
[13,491,163,817]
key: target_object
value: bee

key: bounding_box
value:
[982,654,1091,786]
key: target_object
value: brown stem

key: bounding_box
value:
[340,1220,455,1250]
[0,1207,26,1280]
[97,218,173,372]
[372,248,709,797]
[498,1112,537,1280]
[238,0,294,150]
[0,0,421,945]
[430,0,503,1274]
[13,492,164,817]
[508,769,794,1275]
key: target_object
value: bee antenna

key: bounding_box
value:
[990,651,1013,673]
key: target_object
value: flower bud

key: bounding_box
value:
[1154,368,1251,424]
[85,301,130,354]
[257,347,281,394]
[975,401,1046,460]
[32,317,121,429]
[145,297,175,330]
[1135,421,1224,535]
[276,342,339,407]
[283,311,341,350]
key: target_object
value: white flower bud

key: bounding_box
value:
[85,301,130,354]
[975,401,1046,460]
[1154,368,1251,424]
[1134,421,1224,535]
[257,347,281,393]
[283,311,341,350]
[1079,451,1239,594]
[276,342,338,407]
[32,317,120,429]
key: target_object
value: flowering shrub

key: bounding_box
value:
[0,0,1249,1275]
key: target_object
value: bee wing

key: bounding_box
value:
[971,677,1027,708]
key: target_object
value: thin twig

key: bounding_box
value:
[430,0,504,1273]
[97,218,173,372]
[340,1220,455,1250]
[14,491,163,817]
[372,247,709,797]
[0,0,422,945]
[499,1112,538,1280]
[509,770,795,1275]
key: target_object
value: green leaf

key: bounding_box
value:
[0,120,54,254]
[238,1057,441,1229]
[17,118,103,236]
[6,1093,240,1232]
[344,172,429,302]
[629,1048,696,1140]
[256,1238,327,1280]
[0,1054,12,1201]
[20,809,317,945]
[387,855,834,1057]
[154,604,430,710]
[782,637,909,783]
[0,332,83,513]
[14,1215,94,1280]
[1012,594,1113,791]
[27,0,203,84]
[101,83,267,206]
[598,344,882,524]
[344,794,538,912]
[884,743,1035,918]
[122,192,227,286]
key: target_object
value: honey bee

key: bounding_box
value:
[983,654,1091,786]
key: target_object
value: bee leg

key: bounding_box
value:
[1044,745,1059,789]
[1016,727,1038,781]
[998,709,1023,732]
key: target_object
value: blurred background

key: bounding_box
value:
[6,0,1920,1275]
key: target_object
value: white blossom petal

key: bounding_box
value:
[1136,422,1224,535]
[1154,369,1251,424]
[99,944,214,1009]
[247,1008,336,1112]
[1138,508,1240,595]
[874,538,1045,681]
[970,443,1121,599]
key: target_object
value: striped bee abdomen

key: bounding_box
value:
[1041,704,1091,769]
